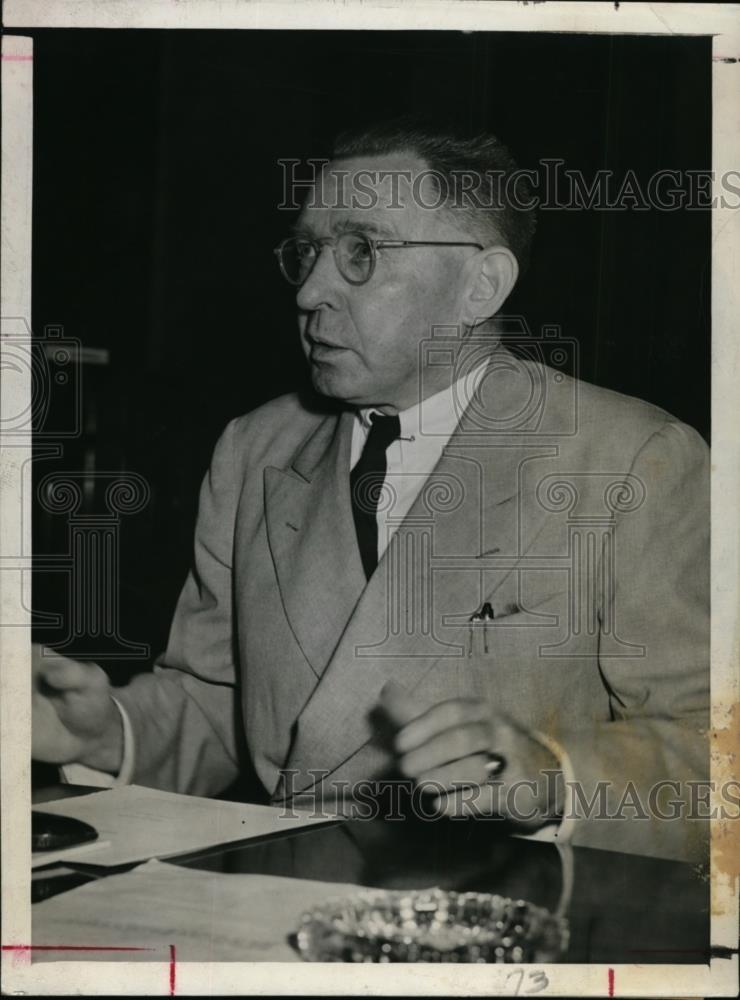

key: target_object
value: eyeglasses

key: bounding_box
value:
[273,231,484,287]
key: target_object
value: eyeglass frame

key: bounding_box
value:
[273,231,485,287]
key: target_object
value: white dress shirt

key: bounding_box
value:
[351,361,491,561]
[61,696,136,787]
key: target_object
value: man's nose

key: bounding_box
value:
[295,245,344,311]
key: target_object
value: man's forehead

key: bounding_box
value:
[318,153,429,199]
[297,153,440,235]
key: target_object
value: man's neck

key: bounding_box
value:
[361,338,500,416]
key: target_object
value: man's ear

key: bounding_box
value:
[461,246,519,327]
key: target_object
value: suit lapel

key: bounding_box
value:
[264,408,367,678]
[278,349,555,796]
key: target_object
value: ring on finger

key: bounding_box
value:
[483,751,507,780]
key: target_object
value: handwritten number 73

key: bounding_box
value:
[505,969,549,995]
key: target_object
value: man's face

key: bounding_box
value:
[293,154,477,411]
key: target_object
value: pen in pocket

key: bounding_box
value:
[467,601,495,657]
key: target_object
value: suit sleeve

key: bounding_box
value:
[556,419,710,860]
[113,418,245,796]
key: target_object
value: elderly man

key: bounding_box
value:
[33,120,709,860]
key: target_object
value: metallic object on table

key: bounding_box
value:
[296,886,569,963]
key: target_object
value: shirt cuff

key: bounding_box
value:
[60,697,135,788]
[529,727,576,845]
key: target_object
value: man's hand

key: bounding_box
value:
[379,682,563,828]
[32,644,123,774]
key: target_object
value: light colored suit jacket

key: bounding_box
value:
[116,346,709,861]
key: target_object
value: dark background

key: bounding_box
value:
[22,29,710,694]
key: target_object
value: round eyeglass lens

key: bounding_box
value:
[335,232,375,284]
[280,237,318,285]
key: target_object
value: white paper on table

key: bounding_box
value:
[32,784,341,869]
[33,859,366,961]
[32,837,113,870]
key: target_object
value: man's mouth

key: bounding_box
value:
[307,333,347,353]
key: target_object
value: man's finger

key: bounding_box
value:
[378,680,422,728]
[34,655,99,693]
[395,698,489,754]
[414,752,492,793]
[398,720,491,777]
[429,783,499,820]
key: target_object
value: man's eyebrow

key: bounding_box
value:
[289,221,313,237]
[289,218,398,239]
[332,217,397,238]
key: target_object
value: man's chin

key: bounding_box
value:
[309,365,358,405]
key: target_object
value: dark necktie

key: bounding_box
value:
[350,412,401,580]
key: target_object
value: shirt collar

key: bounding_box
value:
[356,358,491,442]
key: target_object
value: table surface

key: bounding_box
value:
[32,786,710,964]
